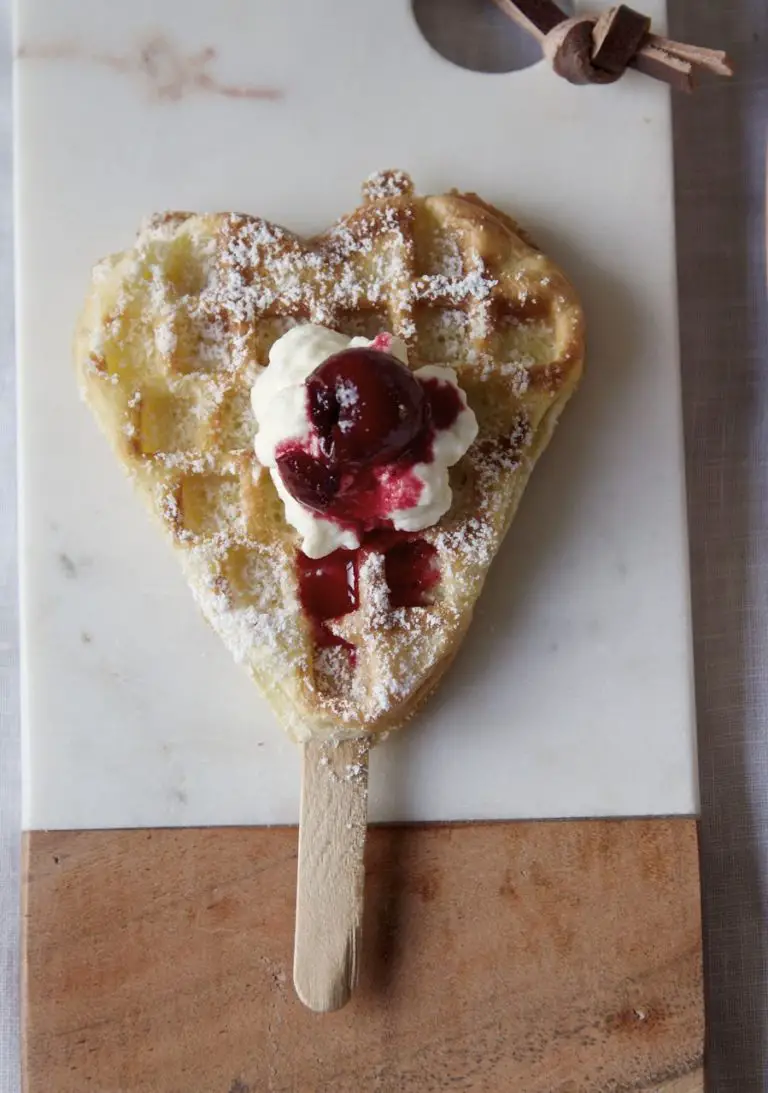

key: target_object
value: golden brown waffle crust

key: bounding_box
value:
[74,170,585,743]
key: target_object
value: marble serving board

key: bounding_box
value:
[15,0,697,829]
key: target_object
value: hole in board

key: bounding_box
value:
[412,0,574,74]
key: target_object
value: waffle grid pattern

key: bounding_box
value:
[75,173,584,741]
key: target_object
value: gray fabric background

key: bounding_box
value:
[672,4,768,1090]
[1,5,18,1092]
[1,3,766,1090]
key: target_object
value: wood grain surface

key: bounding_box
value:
[294,738,369,1012]
[23,820,704,1093]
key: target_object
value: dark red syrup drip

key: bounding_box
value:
[383,538,440,608]
[420,375,464,431]
[296,534,440,654]
[288,346,466,645]
[297,549,358,650]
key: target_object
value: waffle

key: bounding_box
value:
[74,170,584,742]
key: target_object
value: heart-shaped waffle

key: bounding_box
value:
[75,170,584,742]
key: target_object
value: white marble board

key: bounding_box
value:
[14,0,698,829]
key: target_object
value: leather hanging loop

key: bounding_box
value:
[494,1,733,91]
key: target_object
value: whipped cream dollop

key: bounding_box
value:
[251,324,478,558]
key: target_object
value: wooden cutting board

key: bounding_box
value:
[15,0,702,1087]
[24,821,703,1093]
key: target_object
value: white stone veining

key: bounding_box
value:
[16,33,282,102]
[14,0,697,829]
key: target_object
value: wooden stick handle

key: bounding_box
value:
[293,737,370,1012]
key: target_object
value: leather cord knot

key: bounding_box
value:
[544,8,647,85]
[495,1,733,91]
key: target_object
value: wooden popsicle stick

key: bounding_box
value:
[293,736,370,1012]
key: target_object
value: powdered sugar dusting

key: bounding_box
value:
[358,550,390,628]
[413,268,497,304]
[155,320,177,357]
[186,540,307,676]
[477,356,532,395]
[361,168,414,202]
[76,170,580,742]
[314,644,355,697]
[335,378,358,411]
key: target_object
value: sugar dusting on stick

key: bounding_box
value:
[494,0,733,91]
